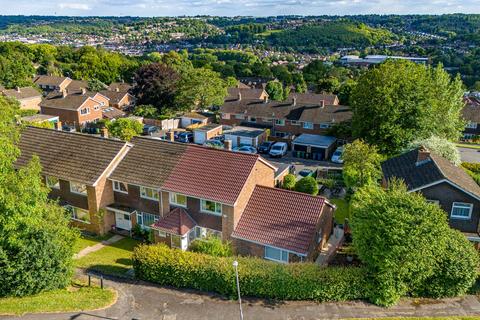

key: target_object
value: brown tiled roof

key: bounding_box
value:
[382,148,480,199]
[226,88,267,101]
[152,207,196,236]
[99,90,130,104]
[41,91,99,110]
[33,75,70,87]
[181,111,213,120]
[232,186,328,255]
[462,102,480,123]
[109,137,266,205]
[16,127,127,185]
[66,80,89,91]
[107,82,132,92]
[102,106,126,119]
[2,87,41,100]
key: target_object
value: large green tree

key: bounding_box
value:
[351,60,465,154]
[351,181,478,306]
[106,118,143,141]
[0,96,77,297]
[342,139,382,190]
[265,80,284,101]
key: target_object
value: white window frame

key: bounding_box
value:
[66,205,91,224]
[290,120,300,126]
[274,119,285,126]
[113,180,128,194]
[234,114,245,120]
[451,202,473,220]
[46,176,60,189]
[158,230,167,237]
[221,113,230,120]
[80,107,90,115]
[140,186,159,201]
[70,181,87,195]
[466,122,478,129]
[200,199,222,216]
[136,211,159,230]
[264,246,289,263]
[303,122,314,129]
[170,192,187,207]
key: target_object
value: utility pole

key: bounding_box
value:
[233,260,244,320]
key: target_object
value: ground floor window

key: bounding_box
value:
[264,246,289,263]
[136,212,159,229]
[195,226,222,239]
[65,205,91,224]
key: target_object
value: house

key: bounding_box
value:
[33,75,72,92]
[193,124,223,144]
[180,112,214,128]
[99,90,135,111]
[224,126,267,148]
[462,95,480,139]
[15,126,130,235]
[382,147,480,242]
[107,82,132,93]
[21,114,59,126]
[40,89,105,129]
[2,86,43,110]
[101,106,126,120]
[220,92,350,139]
[66,80,89,92]
[292,134,337,161]
[226,87,268,101]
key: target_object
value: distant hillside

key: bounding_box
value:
[267,21,397,51]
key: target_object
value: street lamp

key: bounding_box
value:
[233,260,244,320]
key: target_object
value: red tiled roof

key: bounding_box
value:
[161,144,261,205]
[152,207,196,236]
[232,186,328,255]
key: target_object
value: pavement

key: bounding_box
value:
[459,147,480,163]
[4,273,480,320]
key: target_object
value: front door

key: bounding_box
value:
[115,212,132,231]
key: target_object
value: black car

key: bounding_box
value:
[142,125,159,136]
[177,132,194,143]
[257,141,275,154]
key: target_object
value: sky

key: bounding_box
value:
[0,0,479,17]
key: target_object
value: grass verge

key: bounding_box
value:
[75,237,140,277]
[331,198,350,224]
[457,143,480,150]
[0,281,116,316]
[74,234,112,254]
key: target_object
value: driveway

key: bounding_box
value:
[5,274,480,320]
[459,147,480,163]
[265,151,342,175]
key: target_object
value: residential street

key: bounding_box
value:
[4,275,480,320]
[459,147,480,163]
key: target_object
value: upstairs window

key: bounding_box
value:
[274,119,285,126]
[200,199,222,216]
[303,122,314,129]
[140,186,159,201]
[320,123,331,129]
[70,181,87,195]
[170,192,187,207]
[113,180,128,194]
[451,202,473,219]
[46,176,60,189]
[234,114,245,120]
[80,108,90,115]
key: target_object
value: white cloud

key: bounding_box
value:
[58,3,91,10]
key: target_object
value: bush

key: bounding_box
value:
[133,244,368,301]
[294,176,319,195]
[189,236,232,257]
[282,174,296,190]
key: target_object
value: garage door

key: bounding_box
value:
[194,131,206,144]
[224,134,238,147]
[239,137,252,146]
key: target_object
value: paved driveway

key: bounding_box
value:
[459,147,480,163]
[5,275,480,320]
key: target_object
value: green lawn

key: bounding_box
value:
[331,198,350,224]
[74,234,112,254]
[457,143,480,150]
[0,281,116,316]
[75,238,140,277]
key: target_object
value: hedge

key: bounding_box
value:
[133,244,368,301]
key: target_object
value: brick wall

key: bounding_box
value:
[232,238,264,257]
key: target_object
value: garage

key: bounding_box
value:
[193,124,223,144]
[292,134,337,161]
[224,126,266,148]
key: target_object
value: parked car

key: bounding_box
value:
[212,134,225,143]
[62,125,76,132]
[269,142,288,158]
[177,132,194,143]
[298,168,315,178]
[203,139,224,149]
[257,141,275,154]
[233,145,258,154]
[331,147,344,164]
[142,125,159,136]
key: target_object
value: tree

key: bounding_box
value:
[282,174,296,190]
[293,73,307,94]
[131,63,180,114]
[176,68,227,110]
[351,181,478,306]
[316,77,340,94]
[294,176,319,195]
[351,60,465,154]
[0,96,78,297]
[265,81,284,101]
[106,118,143,141]
[343,140,382,189]
[406,136,461,166]
[87,78,107,92]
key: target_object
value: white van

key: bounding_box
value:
[269,142,288,158]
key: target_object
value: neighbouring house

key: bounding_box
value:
[33,75,72,92]
[40,89,105,129]
[193,124,223,144]
[231,186,335,263]
[2,86,43,110]
[180,112,215,128]
[226,87,269,101]
[101,106,126,120]
[21,114,59,126]
[66,80,89,92]
[107,82,132,93]
[462,95,480,139]
[99,90,135,110]
[220,92,350,139]
[224,126,267,148]
[292,134,337,161]
[382,147,480,244]
[15,126,131,235]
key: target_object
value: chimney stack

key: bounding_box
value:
[115,87,120,92]
[54,121,62,131]
[81,88,86,95]
[100,127,109,138]
[416,146,431,166]
[238,92,242,101]
[263,96,269,104]
[166,131,175,142]
[292,96,297,106]
[62,89,67,98]
[224,139,232,151]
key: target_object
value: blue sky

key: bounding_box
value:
[1,0,479,16]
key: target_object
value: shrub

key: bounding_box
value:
[282,174,296,190]
[406,136,461,166]
[189,236,232,257]
[133,244,368,302]
[294,176,319,195]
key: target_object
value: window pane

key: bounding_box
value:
[265,246,282,260]
[171,235,181,248]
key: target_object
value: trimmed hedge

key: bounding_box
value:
[133,244,368,301]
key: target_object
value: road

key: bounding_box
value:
[4,274,480,320]
[459,147,480,163]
